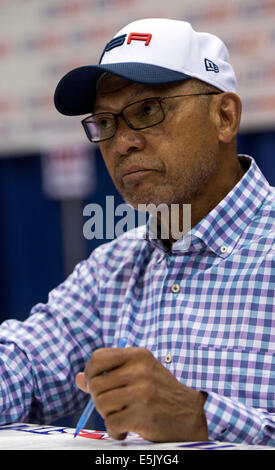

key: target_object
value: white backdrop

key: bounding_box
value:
[1,0,275,155]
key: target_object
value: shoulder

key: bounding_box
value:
[250,186,274,236]
[237,186,275,258]
[65,225,151,295]
[88,224,151,270]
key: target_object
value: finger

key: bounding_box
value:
[107,428,128,441]
[89,363,129,398]
[105,407,131,441]
[85,347,138,379]
[94,385,132,419]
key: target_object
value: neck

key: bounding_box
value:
[158,153,245,248]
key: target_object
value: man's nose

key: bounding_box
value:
[113,119,146,156]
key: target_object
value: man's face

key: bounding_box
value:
[94,75,220,209]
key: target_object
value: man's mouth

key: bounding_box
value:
[121,166,158,184]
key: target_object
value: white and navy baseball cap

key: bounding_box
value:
[54,18,237,116]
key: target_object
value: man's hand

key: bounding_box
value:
[75,347,208,442]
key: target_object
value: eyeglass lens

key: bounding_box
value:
[83,98,164,142]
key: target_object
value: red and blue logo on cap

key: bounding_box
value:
[99,32,152,63]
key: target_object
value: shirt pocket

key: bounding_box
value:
[177,345,275,411]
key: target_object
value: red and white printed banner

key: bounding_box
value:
[1,0,275,156]
[41,145,97,199]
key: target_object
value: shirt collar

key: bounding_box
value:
[145,155,272,257]
[188,155,271,257]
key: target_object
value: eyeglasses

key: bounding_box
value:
[81,92,221,143]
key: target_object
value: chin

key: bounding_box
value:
[121,185,185,209]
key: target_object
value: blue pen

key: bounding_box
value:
[74,337,127,438]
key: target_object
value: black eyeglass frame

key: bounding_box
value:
[81,92,221,143]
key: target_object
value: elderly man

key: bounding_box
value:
[0,19,274,446]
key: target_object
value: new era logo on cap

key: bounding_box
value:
[204,58,219,73]
[99,32,152,63]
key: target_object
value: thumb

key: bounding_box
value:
[75,372,89,393]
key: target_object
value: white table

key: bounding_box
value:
[0,423,273,450]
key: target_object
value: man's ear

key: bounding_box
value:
[212,92,242,144]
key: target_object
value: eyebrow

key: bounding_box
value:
[92,84,174,113]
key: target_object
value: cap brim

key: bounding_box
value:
[54,63,191,116]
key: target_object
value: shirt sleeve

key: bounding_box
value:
[0,255,102,425]
[204,391,275,446]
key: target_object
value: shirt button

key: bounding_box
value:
[171,283,180,293]
[220,245,228,254]
[165,353,172,363]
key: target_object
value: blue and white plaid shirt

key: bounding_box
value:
[0,155,274,445]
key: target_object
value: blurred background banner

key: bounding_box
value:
[0,0,274,428]
[41,145,96,200]
[41,144,97,276]
[1,0,275,155]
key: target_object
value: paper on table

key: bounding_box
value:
[0,423,273,450]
